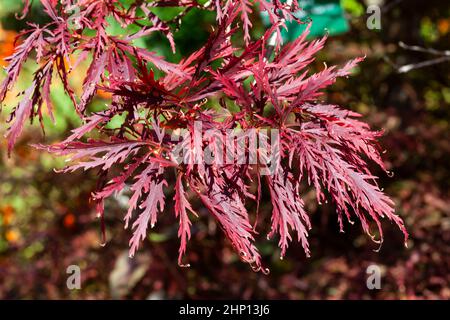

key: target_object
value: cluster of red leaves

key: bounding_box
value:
[0,0,407,272]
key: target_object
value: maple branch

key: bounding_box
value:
[397,56,450,74]
[399,42,450,57]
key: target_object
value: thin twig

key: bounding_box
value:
[399,42,450,57]
[397,56,450,74]
[394,41,450,73]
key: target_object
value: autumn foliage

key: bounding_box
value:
[0,0,407,272]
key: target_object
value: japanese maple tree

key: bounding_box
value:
[0,0,407,273]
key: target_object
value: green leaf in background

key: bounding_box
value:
[262,0,350,40]
[0,0,27,16]
[341,0,365,17]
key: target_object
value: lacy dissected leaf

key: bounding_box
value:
[267,169,311,258]
[79,48,108,113]
[287,123,408,243]
[6,60,54,155]
[38,139,149,172]
[6,84,35,155]
[174,173,197,266]
[193,174,264,272]
[127,162,167,257]
[0,26,45,101]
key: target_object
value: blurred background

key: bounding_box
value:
[0,0,449,299]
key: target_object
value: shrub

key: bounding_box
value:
[0,0,407,272]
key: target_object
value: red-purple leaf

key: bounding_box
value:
[174,173,197,267]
